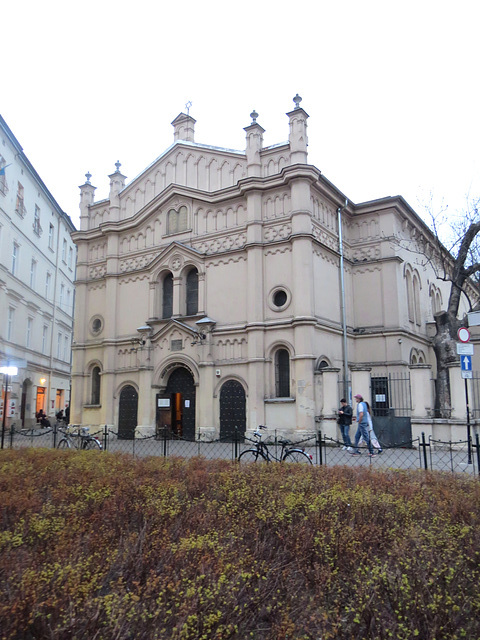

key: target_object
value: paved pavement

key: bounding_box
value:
[4,427,479,476]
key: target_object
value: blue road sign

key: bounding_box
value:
[461,355,472,371]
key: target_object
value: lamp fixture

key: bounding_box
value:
[190,317,216,345]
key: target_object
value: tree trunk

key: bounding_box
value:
[432,311,460,418]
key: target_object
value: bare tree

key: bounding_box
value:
[425,197,480,417]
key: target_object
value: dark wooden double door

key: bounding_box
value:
[156,368,196,440]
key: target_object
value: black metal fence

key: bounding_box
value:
[2,422,480,476]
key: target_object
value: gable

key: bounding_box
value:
[119,143,247,221]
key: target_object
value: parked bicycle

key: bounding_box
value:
[238,425,313,464]
[57,425,102,450]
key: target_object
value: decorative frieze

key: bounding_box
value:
[264,223,292,242]
[194,233,247,254]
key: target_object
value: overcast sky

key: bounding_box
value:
[2,0,479,229]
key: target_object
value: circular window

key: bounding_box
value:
[268,286,291,312]
[273,290,287,307]
[90,316,103,335]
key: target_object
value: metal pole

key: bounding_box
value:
[465,378,472,464]
[1,373,9,450]
[338,199,349,399]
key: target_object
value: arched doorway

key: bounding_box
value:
[156,367,196,440]
[220,380,246,441]
[118,385,138,440]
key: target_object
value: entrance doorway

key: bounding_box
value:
[118,385,138,440]
[219,380,246,440]
[36,387,46,414]
[156,367,196,440]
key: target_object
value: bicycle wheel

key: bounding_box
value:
[57,438,71,449]
[83,438,102,450]
[238,449,268,463]
[283,449,312,465]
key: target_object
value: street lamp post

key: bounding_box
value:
[0,366,18,450]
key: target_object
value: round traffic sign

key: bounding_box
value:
[458,327,471,343]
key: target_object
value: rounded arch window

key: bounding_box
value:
[186,267,199,316]
[268,286,291,312]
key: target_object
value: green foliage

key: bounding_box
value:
[1,449,479,639]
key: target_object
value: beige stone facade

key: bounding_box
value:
[0,115,76,429]
[71,98,477,442]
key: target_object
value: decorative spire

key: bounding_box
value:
[250,110,259,124]
[185,100,192,116]
[85,171,92,184]
[115,160,121,173]
[293,93,302,109]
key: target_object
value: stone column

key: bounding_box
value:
[286,94,309,164]
[449,363,466,419]
[108,162,126,221]
[350,368,372,404]
[315,367,340,438]
[244,111,264,178]
[409,364,433,418]
[79,173,96,231]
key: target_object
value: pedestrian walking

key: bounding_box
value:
[358,401,383,453]
[337,398,353,451]
[351,394,375,456]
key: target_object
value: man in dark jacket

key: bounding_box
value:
[338,398,353,450]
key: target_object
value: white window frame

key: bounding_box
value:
[57,332,62,359]
[48,223,54,250]
[45,272,51,300]
[42,325,48,354]
[30,259,37,289]
[26,317,33,348]
[7,307,15,341]
[33,205,42,235]
[12,242,19,276]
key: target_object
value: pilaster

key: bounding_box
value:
[409,364,433,418]
[244,111,265,177]
[286,94,309,164]
[108,161,126,221]
[79,172,96,231]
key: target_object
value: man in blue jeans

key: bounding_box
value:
[351,394,375,456]
[338,398,353,450]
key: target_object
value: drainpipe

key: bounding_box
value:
[337,199,349,400]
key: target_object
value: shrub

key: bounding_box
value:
[0,449,479,639]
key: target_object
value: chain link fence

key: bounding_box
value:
[2,422,480,476]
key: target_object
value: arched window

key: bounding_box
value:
[186,268,198,316]
[91,366,101,405]
[275,349,290,397]
[406,270,414,322]
[162,272,173,318]
[413,274,421,326]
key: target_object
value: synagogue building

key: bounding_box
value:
[70,97,474,442]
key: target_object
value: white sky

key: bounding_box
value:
[2,0,480,229]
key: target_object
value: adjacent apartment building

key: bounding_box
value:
[70,97,476,442]
[0,114,76,428]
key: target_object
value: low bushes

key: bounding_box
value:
[0,449,479,639]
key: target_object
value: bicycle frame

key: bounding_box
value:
[247,426,311,462]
